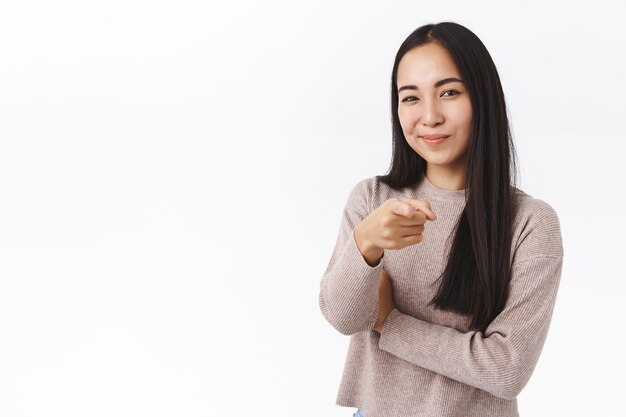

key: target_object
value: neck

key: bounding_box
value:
[426,166,466,190]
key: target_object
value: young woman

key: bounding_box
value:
[319,22,564,417]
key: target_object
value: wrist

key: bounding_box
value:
[354,227,384,267]
[378,308,395,333]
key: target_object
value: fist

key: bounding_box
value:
[354,198,437,266]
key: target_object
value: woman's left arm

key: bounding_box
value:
[377,201,564,400]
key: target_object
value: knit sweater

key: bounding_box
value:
[319,174,564,417]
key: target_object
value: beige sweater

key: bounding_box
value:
[319,174,564,417]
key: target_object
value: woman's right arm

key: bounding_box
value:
[319,178,435,335]
[318,179,384,335]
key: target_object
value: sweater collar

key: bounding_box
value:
[419,174,467,203]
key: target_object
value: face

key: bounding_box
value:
[396,42,473,175]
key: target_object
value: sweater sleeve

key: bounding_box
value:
[319,178,385,335]
[377,201,564,400]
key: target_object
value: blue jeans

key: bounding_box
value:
[352,409,365,417]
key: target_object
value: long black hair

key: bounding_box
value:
[376,22,519,333]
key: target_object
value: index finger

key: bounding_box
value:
[396,197,437,221]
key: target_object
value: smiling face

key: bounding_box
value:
[396,42,473,185]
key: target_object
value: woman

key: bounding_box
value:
[319,21,564,417]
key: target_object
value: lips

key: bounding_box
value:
[421,134,450,145]
[421,134,450,140]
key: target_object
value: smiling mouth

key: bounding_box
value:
[421,135,449,144]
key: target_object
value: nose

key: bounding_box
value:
[419,98,444,127]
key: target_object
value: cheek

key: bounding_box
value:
[458,101,473,131]
[459,107,473,148]
[397,107,414,131]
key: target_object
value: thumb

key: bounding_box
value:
[397,197,437,221]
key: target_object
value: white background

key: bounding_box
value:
[0,1,624,416]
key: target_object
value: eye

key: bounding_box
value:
[442,90,460,97]
[401,96,419,103]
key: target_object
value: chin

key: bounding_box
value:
[420,152,451,162]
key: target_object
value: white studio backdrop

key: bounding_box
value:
[0,1,624,416]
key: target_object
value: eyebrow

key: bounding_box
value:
[397,77,464,94]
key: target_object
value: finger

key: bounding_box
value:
[400,233,424,246]
[389,200,416,218]
[397,197,437,221]
[389,201,429,225]
[397,197,437,220]
[398,224,425,236]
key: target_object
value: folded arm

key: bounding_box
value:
[379,255,563,400]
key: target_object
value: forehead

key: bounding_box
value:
[397,43,460,84]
